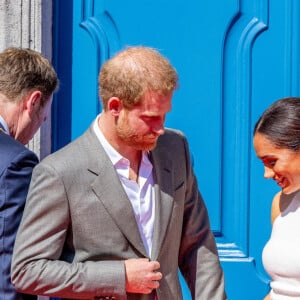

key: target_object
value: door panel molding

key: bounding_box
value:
[52,0,300,298]
[220,0,269,257]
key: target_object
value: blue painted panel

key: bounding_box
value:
[52,0,73,150]
[70,0,236,233]
[52,0,300,299]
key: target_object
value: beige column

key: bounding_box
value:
[0,0,54,159]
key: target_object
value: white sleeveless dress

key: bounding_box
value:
[262,190,300,299]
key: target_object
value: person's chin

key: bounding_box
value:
[17,136,30,145]
[282,185,298,194]
[141,141,157,151]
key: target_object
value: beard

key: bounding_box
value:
[116,117,158,151]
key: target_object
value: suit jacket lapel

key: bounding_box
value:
[149,149,174,260]
[83,126,175,259]
[84,127,148,257]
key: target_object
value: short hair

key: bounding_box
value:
[99,46,178,110]
[0,47,58,105]
[254,97,300,151]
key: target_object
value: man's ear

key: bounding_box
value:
[23,91,43,114]
[107,97,123,116]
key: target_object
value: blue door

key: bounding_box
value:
[52,0,300,299]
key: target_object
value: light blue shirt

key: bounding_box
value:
[0,115,9,134]
[93,115,155,256]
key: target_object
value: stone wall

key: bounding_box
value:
[0,0,53,159]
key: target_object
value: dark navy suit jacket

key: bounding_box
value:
[0,124,38,300]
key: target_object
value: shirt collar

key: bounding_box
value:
[0,115,9,134]
[93,114,123,166]
[93,115,153,180]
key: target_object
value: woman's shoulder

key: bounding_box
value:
[271,191,282,225]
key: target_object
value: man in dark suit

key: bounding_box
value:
[0,47,58,300]
[12,46,226,299]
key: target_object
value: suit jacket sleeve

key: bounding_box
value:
[0,147,38,300]
[11,161,126,299]
[178,134,226,300]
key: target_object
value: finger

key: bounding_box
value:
[150,270,162,280]
[150,260,160,271]
[149,280,160,289]
[144,287,153,294]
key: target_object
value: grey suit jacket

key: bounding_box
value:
[11,125,226,300]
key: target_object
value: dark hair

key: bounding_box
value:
[254,97,300,150]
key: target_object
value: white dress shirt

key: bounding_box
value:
[93,116,155,256]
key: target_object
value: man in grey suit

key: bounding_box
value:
[11,46,226,300]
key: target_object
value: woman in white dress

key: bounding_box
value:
[253,97,300,300]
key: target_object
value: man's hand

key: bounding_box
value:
[124,258,163,294]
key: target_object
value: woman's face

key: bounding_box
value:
[254,132,300,194]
